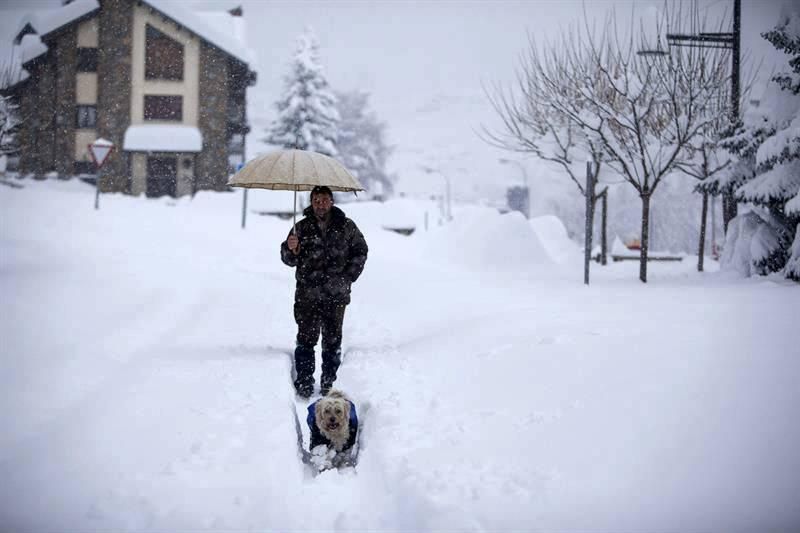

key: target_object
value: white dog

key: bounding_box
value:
[309,389,358,452]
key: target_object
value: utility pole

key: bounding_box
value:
[724,0,741,231]
[666,0,741,233]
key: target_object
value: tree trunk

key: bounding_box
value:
[722,191,737,233]
[698,191,708,272]
[584,162,596,285]
[601,190,608,266]
[640,192,651,283]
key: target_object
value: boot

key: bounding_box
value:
[320,348,341,396]
[293,344,315,398]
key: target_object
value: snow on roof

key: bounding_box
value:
[14,0,99,42]
[123,125,203,153]
[143,0,255,65]
[3,0,252,73]
[0,46,28,90]
[19,33,48,64]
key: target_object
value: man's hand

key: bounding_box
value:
[287,234,300,254]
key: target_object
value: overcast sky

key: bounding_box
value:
[227,0,786,198]
[1,0,790,200]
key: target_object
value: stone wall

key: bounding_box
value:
[16,68,42,176]
[97,0,133,192]
[195,42,229,191]
[17,27,77,177]
[53,28,78,176]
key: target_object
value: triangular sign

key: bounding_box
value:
[88,138,114,168]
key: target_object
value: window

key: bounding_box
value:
[145,24,184,81]
[76,47,98,72]
[144,95,182,121]
[76,105,97,128]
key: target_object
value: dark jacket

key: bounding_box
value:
[307,399,359,451]
[280,205,368,305]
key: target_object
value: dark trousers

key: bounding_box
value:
[293,299,347,384]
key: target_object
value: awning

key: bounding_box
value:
[123,124,203,153]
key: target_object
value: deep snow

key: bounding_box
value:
[1,180,799,532]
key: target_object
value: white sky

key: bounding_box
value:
[0,0,790,201]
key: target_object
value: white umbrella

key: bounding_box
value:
[228,149,364,230]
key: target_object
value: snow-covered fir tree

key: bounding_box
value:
[710,6,799,281]
[335,90,393,199]
[263,28,339,157]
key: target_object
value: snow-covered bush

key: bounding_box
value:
[785,224,800,280]
[721,210,784,277]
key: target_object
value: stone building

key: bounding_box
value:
[6,0,256,197]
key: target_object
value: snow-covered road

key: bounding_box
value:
[2,180,799,531]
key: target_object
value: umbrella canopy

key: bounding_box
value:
[228,149,364,192]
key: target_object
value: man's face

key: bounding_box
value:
[312,192,333,219]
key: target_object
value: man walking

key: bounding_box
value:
[281,186,368,398]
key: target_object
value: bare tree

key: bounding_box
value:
[674,73,732,272]
[482,27,610,263]
[540,5,730,282]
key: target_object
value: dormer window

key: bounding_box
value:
[145,24,183,81]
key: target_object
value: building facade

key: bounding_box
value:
[9,0,255,197]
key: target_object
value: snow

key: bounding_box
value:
[14,0,99,42]
[2,179,798,531]
[529,214,580,264]
[787,190,800,215]
[143,0,254,65]
[720,210,781,277]
[123,125,203,153]
[738,159,800,203]
[18,33,47,65]
[786,224,800,279]
[756,115,800,167]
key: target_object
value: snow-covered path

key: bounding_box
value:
[2,181,799,531]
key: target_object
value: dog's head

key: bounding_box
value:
[314,389,351,450]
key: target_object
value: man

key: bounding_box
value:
[281,186,368,398]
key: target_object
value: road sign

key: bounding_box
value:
[88,138,114,169]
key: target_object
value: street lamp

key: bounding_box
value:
[420,165,452,221]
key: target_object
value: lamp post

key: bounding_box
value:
[421,165,452,221]
[499,158,530,219]
[639,0,741,233]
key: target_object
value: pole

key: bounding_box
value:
[241,189,248,229]
[94,175,100,210]
[698,191,709,272]
[601,190,608,266]
[292,188,297,234]
[584,162,595,285]
[723,0,741,232]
